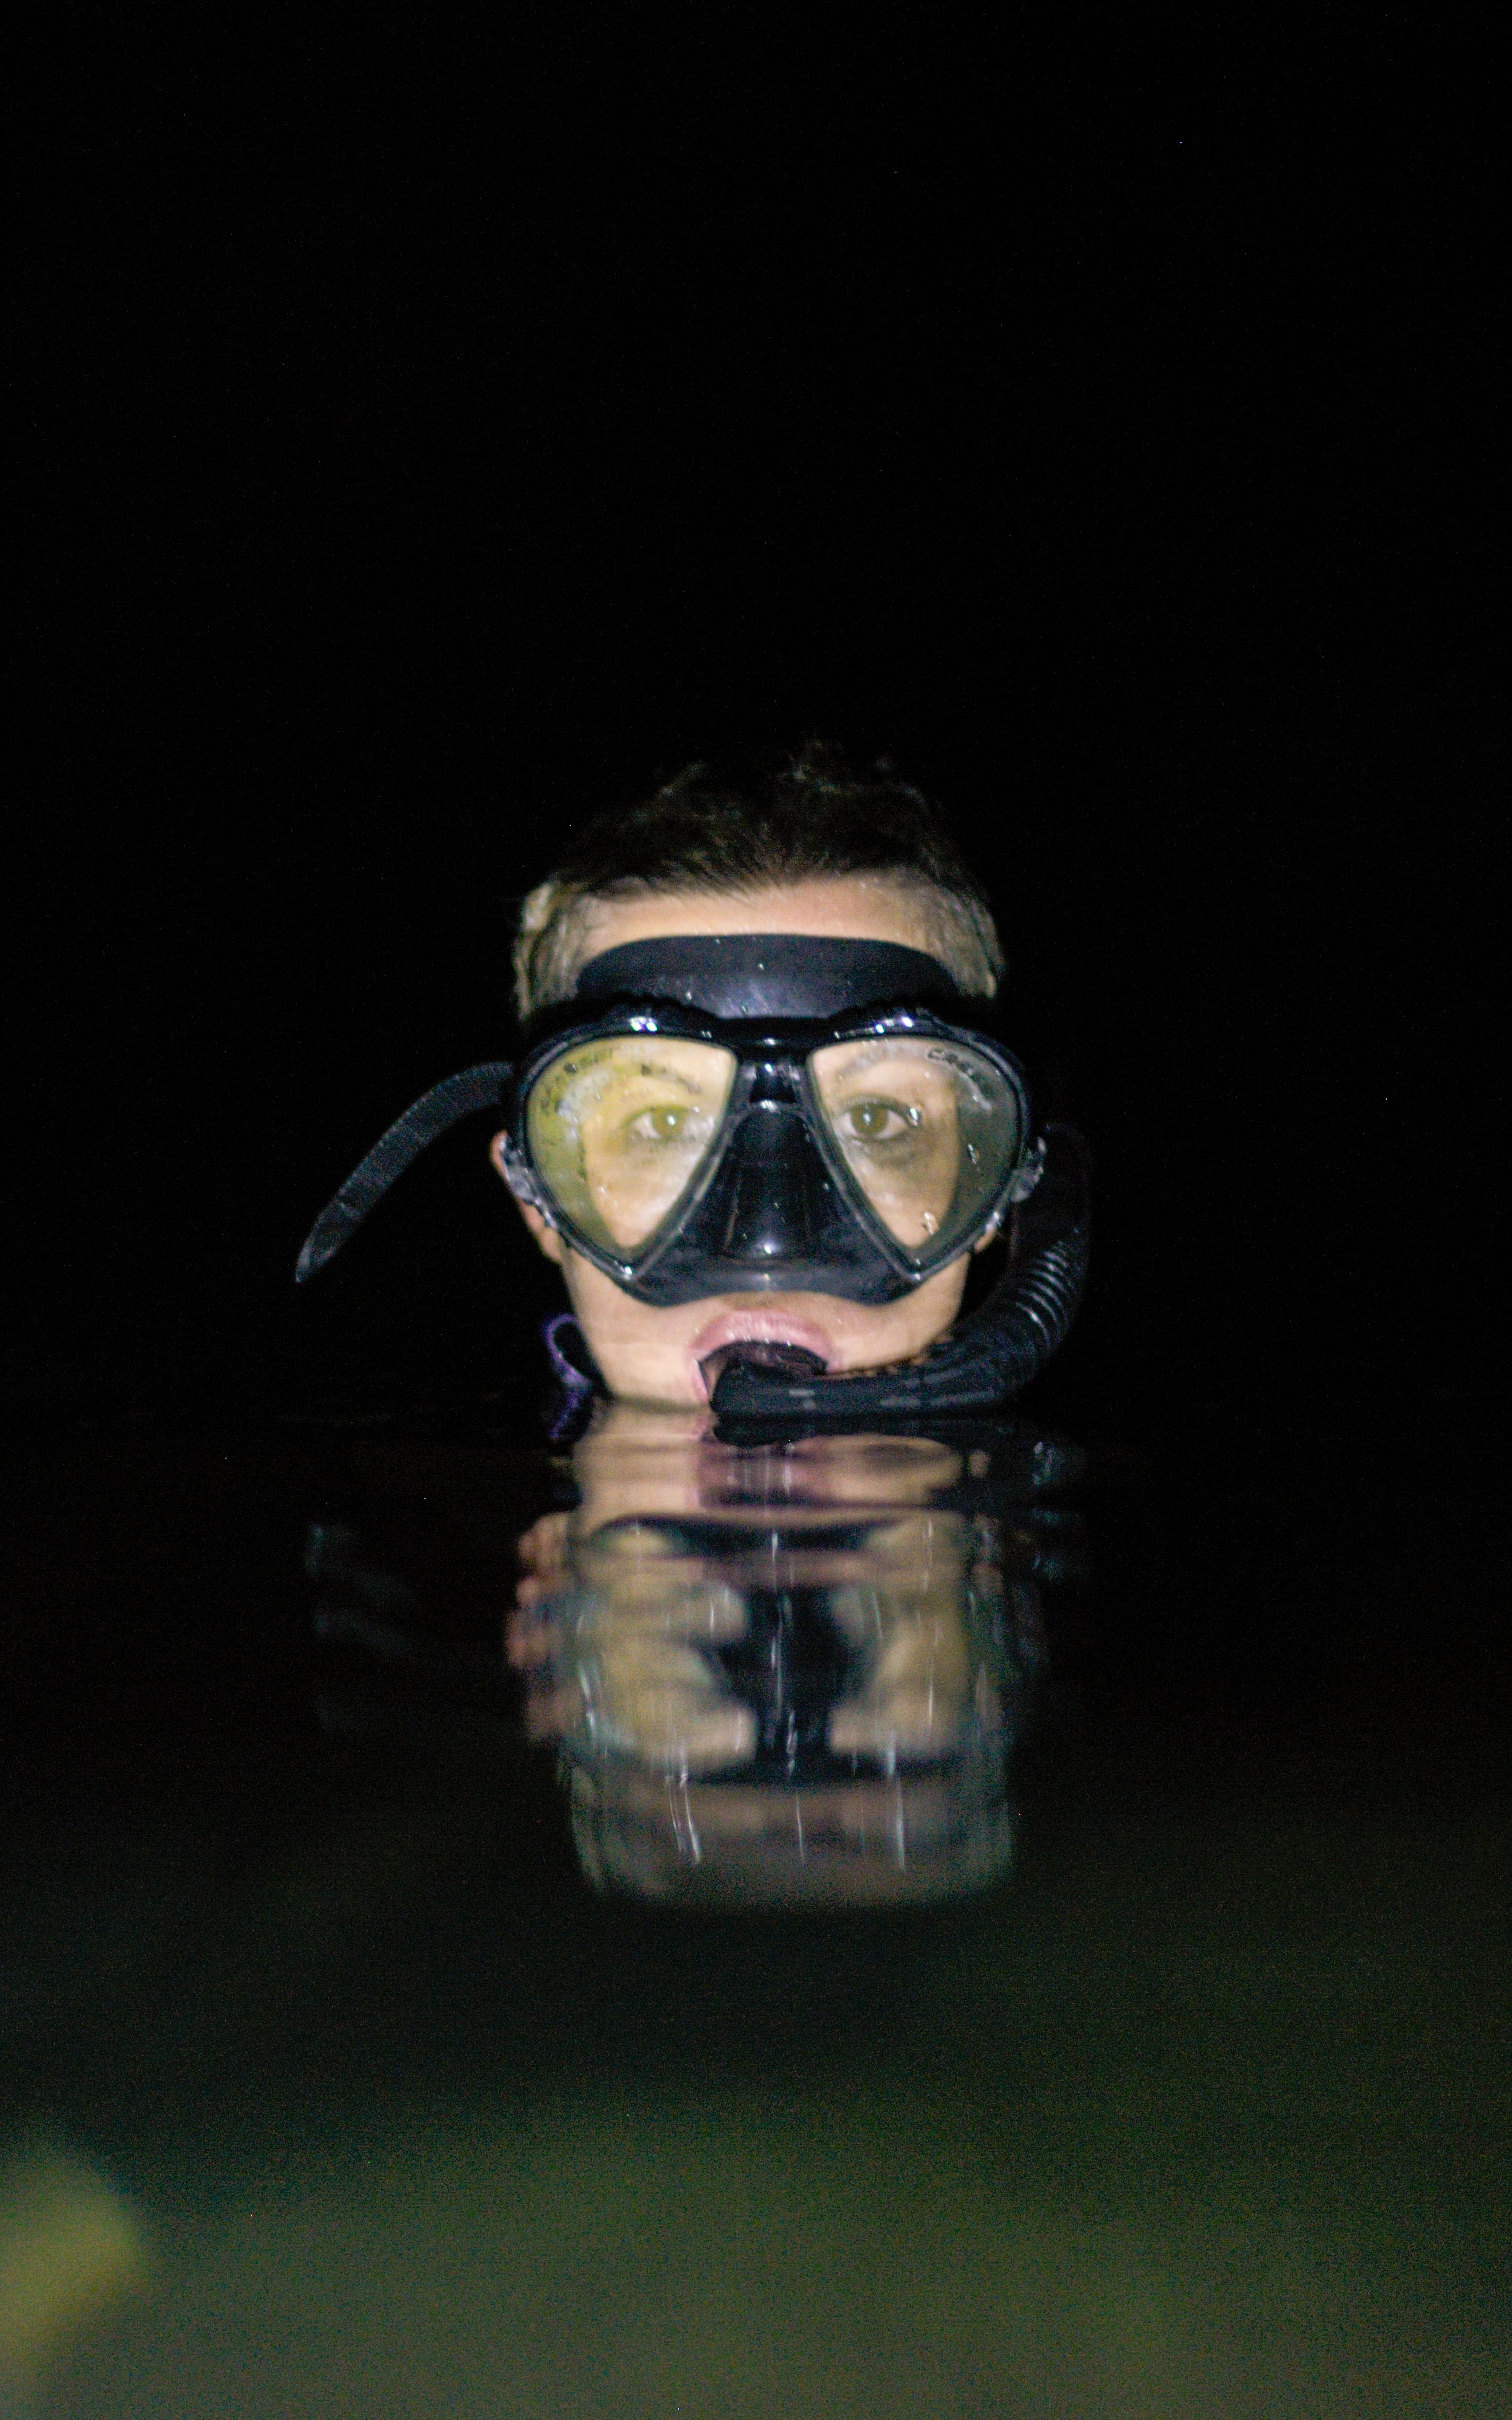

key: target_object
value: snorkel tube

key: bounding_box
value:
[704,1122,1089,1423]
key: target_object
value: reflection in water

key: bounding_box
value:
[8,1408,1507,2416]
[305,1407,1086,1908]
[510,1408,1084,1906]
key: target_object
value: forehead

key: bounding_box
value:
[575,875,937,963]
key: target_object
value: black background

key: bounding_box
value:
[11,21,1499,1434]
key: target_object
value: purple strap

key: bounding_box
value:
[542,1312,598,1441]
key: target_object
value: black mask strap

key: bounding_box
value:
[295,1064,513,1283]
[572,933,962,1018]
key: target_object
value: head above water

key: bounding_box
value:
[492,748,1020,1405]
[294,744,1088,1420]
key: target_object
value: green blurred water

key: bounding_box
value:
[2,1407,1508,2417]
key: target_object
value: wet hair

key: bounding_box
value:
[514,742,1004,1019]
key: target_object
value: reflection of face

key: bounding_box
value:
[567,1402,963,1525]
[494,878,1001,1405]
[509,1400,1026,1906]
[511,1399,991,1771]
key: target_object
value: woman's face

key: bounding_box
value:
[492,876,987,1406]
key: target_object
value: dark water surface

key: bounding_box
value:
[2,1394,1508,2418]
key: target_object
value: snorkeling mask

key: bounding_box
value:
[296,933,1089,1416]
[504,936,1043,1307]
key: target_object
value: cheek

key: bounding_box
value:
[798,1262,972,1372]
[558,1255,705,1404]
[878,1260,970,1356]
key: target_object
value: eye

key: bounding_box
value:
[625,1103,691,1143]
[839,1098,920,1144]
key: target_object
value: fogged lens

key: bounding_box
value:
[526,1037,736,1255]
[809,1037,1022,1264]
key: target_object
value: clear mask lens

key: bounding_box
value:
[809,1036,1022,1263]
[526,1036,737,1255]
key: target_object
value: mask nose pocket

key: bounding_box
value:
[711,1094,839,1268]
[629,1061,910,1304]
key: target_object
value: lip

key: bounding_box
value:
[688,1308,836,1402]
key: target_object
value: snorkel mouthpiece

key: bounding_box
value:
[699,1340,829,1396]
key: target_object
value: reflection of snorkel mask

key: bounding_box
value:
[296,934,1090,1417]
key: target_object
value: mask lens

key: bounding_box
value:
[526,1037,737,1256]
[809,1036,1022,1264]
